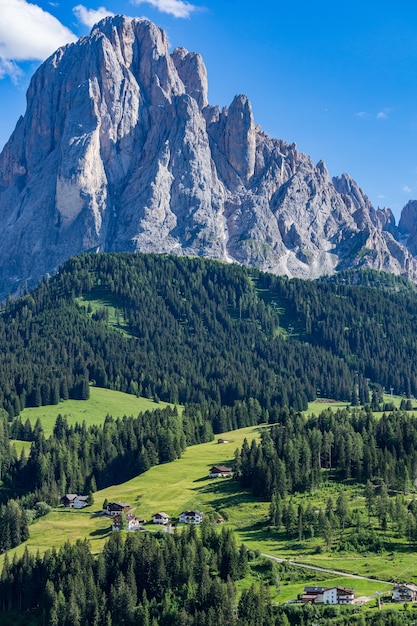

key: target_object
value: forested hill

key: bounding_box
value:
[1,253,417,419]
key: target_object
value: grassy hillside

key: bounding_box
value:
[13,390,409,444]
[2,254,417,617]
[5,252,417,424]
[0,424,263,561]
[1,420,401,601]
[18,386,176,437]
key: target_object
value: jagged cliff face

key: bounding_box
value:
[1,15,417,295]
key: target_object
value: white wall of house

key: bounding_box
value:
[322,588,338,604]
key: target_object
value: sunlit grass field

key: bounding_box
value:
[2,415,408,601]
[0,424,265,561]
[18,386,176,437]
[6,390,417,603]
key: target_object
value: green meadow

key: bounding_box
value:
[304,394,414,417]
[7,389,417,603]
[303,399,350,416]
[76,289,132,337]
[3,413,407,601]
[0,423,265,562]
[10,439,32,457]
[15,391,411,443]
[18,386,176,437]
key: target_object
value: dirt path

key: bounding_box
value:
[262,553,393,586]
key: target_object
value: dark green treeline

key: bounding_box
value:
[3,253,412,419]
[236,406,417,498]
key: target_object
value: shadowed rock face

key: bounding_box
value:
[1,14,417,296]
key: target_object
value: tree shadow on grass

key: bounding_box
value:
[237,524,310,555]
[194,478,258,511]
[89,527,111,537]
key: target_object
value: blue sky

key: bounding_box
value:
[0,0,416,218]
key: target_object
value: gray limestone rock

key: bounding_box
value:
[1,14,417,296]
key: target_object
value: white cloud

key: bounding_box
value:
[131,0,198,18]
[0,0,77,79]
[73,5,115,29]
[403,185,412,193]
[0,57,22,83]
[376,111,388,120]
[356,111,368,118]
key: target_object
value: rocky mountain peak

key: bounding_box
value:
[224,95,256,183]
[0,15,417,296]
[171,47,208,109]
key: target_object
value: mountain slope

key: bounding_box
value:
[1,15,417,296]
[2,253,417,420]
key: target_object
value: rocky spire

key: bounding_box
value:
[0,15,417,297]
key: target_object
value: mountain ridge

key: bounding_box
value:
[1,15,417,295]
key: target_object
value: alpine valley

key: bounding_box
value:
[3,14,417,626]
[1,15,417,297]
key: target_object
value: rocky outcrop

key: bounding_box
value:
[1,14,417,296]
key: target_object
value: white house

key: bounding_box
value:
[126,513,142,531]
[179,510,204,524]
[321,587,354,604]
[393,583,417,602]
[153,512,170,525]
[300,586,354,605]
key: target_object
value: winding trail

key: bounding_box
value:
[262,553,394,586]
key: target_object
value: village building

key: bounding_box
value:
[106,501,131,516]
[125,513,144,530]
[392,583,417,602]
[61,494,89,509]
[111,514,123,531]
[111,512,145,531]
[299,585,354,605]
[179,510,204,524]
[153,512,170,525]
[217,438,229,444]
[209,465,232,478]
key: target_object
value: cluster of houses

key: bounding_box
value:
[60,496,417,606]
[297,582,417,606]
[101,502,210,530]
[152,509,206,525]
[104,502,146,531]
[60,461,232,532]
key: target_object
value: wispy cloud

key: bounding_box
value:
[130,0,198,19]
[403,185,412,193]
[356,109,392,121]
[0,57,22,84]
[73,5,115,29]
[0,0,77,79]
